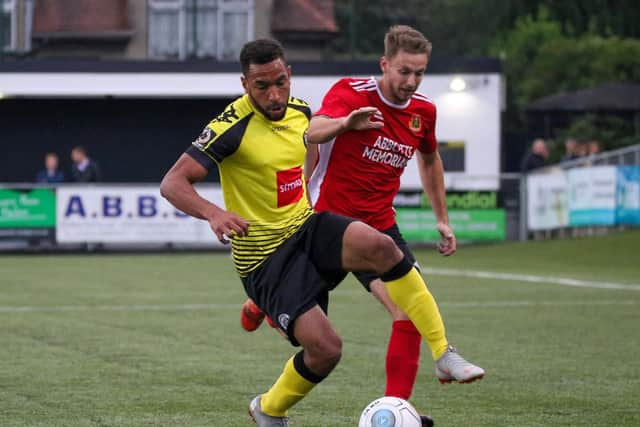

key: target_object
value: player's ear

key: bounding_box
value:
[240,75,248,93]
[379,56,387,74]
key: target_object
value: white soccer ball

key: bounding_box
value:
[358,396,421,427]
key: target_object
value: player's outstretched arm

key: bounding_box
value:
[160,153,249,244]
[417,150,457,256]
[306,107,384,144]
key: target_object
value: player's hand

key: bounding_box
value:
[206,207,249,244]
[436,222,457,256]
[344,107,385,132]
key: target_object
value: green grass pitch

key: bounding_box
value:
[1,230,639,426]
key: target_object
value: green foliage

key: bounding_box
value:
[517,34,640,105]
[489,6,563,112]
[330,1,640,148]
[331,0,640,58]
[331,0,429,58]
[559,115,640,151]
[489,6,640,141]
[491,6,640,109]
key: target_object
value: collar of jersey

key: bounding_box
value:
[373,76,412,110]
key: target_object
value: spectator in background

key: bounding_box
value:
[36,152,65,183]
[561,137,581,163]
[70,146,101,182]
[575,142,589,158]
[521,138,549,172]
[583,139,602,166]
[587,140,601,156]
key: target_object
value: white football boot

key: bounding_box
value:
[435,345,485,384]
[249,395,290,427]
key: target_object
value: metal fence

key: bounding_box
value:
[2,146,638,252]
[521,144,640,241]
[558,144,640,170]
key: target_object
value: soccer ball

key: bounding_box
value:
[358,396,421,427]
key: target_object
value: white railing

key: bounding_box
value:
[522,144,640,240]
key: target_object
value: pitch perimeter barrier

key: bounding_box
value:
[524,144,640,239]
[6,158,636,252]
[0,184,227,251]
[1,177,525,252]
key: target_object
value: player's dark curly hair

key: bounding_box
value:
[240,39,286,75]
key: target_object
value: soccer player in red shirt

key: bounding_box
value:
[241,26,484,423]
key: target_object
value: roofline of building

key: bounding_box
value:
[0,57,501,75]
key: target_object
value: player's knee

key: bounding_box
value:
[368,233,402,268]
[321,334,342,367]
[306,334,342,368]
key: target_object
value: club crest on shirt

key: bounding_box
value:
[409,114,422,132]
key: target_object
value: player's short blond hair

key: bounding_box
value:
[384,25,432,59]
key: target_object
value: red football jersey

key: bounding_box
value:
[308,77,437,230]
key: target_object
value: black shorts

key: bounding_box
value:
[241,211,355,346]
[352,223,419,291]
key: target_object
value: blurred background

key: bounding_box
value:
[1,0,639,250]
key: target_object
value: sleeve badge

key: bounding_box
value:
[192,127,216,149]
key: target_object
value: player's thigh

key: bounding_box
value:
[242,240,332,346]
[356,224,418,319]
[341,221,403,272]
[351,223,418,291]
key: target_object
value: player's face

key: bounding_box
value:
[380,50,428,104]
[241,58,291,121]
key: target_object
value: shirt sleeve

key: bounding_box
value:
[418,104,438,154]
[314,79,356,118]
[186,99,251,171]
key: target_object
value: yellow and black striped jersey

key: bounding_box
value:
[187,94,313,277]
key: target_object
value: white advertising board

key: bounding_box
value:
[56,185,225,246]
[526,171,569,230]
[568,166,617,226]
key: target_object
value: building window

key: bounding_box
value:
[1,0,16,52]
[148,0,253,60]
[1,0,34,53]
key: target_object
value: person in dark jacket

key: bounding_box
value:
[70,146,101,182]
[36,152,65,183]
[521,138,549,172]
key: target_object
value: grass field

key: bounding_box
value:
[1,230,639,426]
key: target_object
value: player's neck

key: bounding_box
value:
[376,77,410,108]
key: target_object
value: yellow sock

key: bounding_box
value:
[260,353,318,417]
[384,268,449,360]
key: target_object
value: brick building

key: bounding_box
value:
[2,0,337,60]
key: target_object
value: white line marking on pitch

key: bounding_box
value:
[0,300,636,313]
[440,300,636,308]
[0,304,237,313]
[422,268,640,291]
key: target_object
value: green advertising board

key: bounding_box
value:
[396,208,505,242]
[0,188,56,228]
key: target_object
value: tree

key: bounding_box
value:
[331,0,640,59]
[490,6,640,134]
